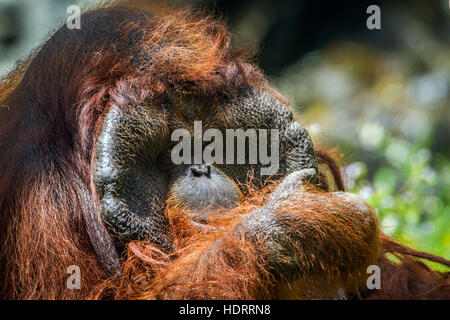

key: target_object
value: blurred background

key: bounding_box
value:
[0,0,449,265]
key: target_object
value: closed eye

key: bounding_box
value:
[157,145,177,171]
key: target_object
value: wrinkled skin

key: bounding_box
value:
[86,11,378,298]
[1,2,447,300]
[93,86,319,249]
[92,81,379,299]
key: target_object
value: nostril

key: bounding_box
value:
[190,164,211,178]
[191,166,202,177]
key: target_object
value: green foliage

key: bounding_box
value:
[345,129,450,269]
[277,37,449,267]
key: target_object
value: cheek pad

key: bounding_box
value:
[217,87,318,187]
[93,104,173,250]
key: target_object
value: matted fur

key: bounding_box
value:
[0,0,448,300]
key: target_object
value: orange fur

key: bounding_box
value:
[90,182,381,299]
[0,0,448,300]
[0,1,262,299]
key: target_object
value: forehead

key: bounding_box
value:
[81,8,152,50]
[170,93,219,117]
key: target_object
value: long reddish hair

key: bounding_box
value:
[0,1,448,300]
[0,1,263,299]
[90,149,450,300]
[316,149,450,299]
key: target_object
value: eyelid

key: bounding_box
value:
[166,141,177,151]
[157,147,176,170]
